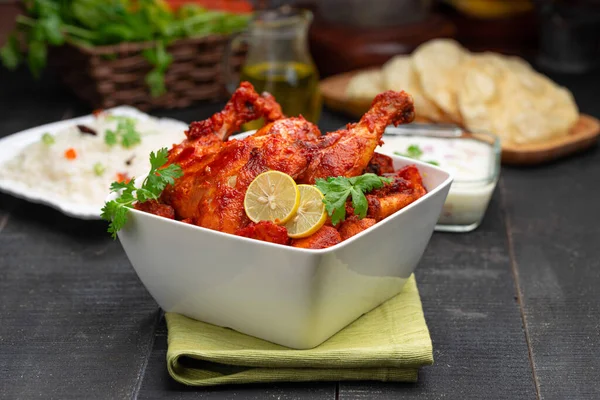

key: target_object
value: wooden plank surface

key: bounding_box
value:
[338,195,537,399]
[501,153,600,399]
[137,318,337,400]
[0,202,161,399]
[0,68,161,399]
[498,70,600,400]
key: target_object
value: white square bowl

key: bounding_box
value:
[114,155,452,349]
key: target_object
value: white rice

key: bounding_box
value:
[0,112,186,207]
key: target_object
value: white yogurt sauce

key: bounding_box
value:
[378,135,498,230]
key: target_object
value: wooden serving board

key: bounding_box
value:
[320,70,600,165]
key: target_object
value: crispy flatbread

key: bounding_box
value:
[345,69,384,101]
[457,53,579,144]
[412,39,470,123]
[382,55,449,122]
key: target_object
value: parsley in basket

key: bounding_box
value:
[0,1,250,96]
[101,148,182,239]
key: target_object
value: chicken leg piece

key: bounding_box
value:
[160,82,285,220]
[186,81,284,142]
[366,165,427,221]
[298,90,415,183]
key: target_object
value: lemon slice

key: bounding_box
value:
[285,185,328,239]
[244,171,300,224]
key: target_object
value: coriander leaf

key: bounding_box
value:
[149,147,169,170]
[93,162,105,176]
[0,34,22,70]
[134,187,157,203]
[145,68,166,97]
[315,177,350,226]
[30,21,46,42]
[27,40,47,79]
[120,119,141,148]
[101,200,129,239]
[104,117,141,148]
[40,15,64,45]
[142,150,183,196]
[105,129,117,146]
[30,0,60,18]
[154,41,173,68]
[315,177,351,224]
[41,132,55,145]
[101,147,182,239]
[315,173,391,225]
[349,187,368,219]
[98,24,135,42]
[142,47,158,65]
[395,145,440,166]
[349,173,391,193]
[407,144,423,158]
[159,163,183,184]
[110,180,135,193]
[143,42,172,97]
[330,205,347,227]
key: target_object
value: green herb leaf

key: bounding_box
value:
[41,132,55,145]
[27,40,47,79]
[395,144,440,166]
[39,15,65,45]
[105,129,117,146]
[110,179,136,194]
[0,34,22,70]
[120,119,141,148]
[93,162,105,176]
[349,173,392,193]
[5,1,249,89]
[101,147,183,239]
[143,42,173,97]
[149,147,169,170]
[144,149,178,195]
[104,117,141,148]
[144,68,166,97]
[315,173,391,225]
[406,144,423,158]
[101,199,130,239]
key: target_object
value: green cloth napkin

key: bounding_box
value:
[166,274,433,386]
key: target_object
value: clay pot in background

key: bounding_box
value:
[307,0,455,77]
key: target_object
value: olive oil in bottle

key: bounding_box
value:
[240,61,322,131]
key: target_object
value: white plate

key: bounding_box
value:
[0,106,189,220]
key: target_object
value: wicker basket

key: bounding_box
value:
[50,35,245,111]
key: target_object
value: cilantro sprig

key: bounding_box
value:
[104,116,141,148]
[0,1,250,96]
[395,144,439,166]
[315,173,392,226]
[101,148,182,239]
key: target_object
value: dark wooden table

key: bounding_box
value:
[1,66,599,400]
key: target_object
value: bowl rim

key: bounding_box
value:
[111,152,452,254]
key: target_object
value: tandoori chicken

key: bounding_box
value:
[136,82,428,249]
